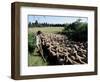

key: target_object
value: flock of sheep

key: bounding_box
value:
[38,32,87,65]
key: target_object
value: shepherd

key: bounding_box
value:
[36,31,46,62]
[36,31,42,51]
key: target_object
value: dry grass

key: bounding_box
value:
[28,27,64,33]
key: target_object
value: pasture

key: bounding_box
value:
[28,27,64,33]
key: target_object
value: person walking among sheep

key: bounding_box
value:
[36,31,42,52]
[36,31,46,62]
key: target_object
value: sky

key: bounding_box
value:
[28,15,88,24]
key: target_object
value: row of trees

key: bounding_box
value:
[28,20,67,27]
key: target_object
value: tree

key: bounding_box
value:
[34,20,38,27]
[63,19,87,42]
[28,22,32,27]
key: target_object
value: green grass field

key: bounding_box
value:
[28,27,64,66]
[28,27,64,33]
[28,48,48,66]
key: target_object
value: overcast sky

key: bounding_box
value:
[28,15,88,24]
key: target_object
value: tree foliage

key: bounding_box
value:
[28,20,67,27]
[63,19,87,42]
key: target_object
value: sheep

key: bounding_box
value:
[37,32,87,65]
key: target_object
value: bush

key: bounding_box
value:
[28,32,36,54]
